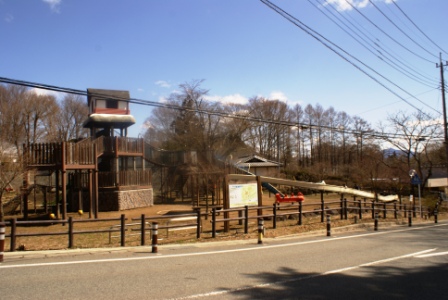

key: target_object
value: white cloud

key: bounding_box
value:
[206,94,249,105]
[155,80,171,88]
[268,91,288,102]
[42,0,61,13]
[158,96,169,103]
[323,0,393,12]
[29,88,63,99]
[205,92,288,105]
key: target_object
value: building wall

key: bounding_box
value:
[426,178,448,188]
[250,167,280,177]
[99,188,153,211]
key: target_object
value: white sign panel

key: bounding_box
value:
[229,183,258,208]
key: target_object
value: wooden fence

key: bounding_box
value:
[97,170,152,187]
[0,199,440,252]
[24,142,96,166]
[24,143,62,165]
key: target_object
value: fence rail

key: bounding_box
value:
[0,199,440,252]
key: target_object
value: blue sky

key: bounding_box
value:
[1,0,447,137]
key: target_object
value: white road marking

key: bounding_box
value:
[1,223,445,269]
[415,251,448,258]
[168,249,436,299]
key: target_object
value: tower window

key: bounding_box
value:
[106,99,118,109]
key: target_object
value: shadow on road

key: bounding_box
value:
[221,263,448,299]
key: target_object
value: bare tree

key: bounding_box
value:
[23,92,58,144]
[379,110,442,190]
[0,143,24,222]
[45,94,89,142]
[245,97,292,162]
[0,84,28,151]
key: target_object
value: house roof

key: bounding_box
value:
[235,155,282,168]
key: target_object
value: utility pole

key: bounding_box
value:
[436,53,448,183]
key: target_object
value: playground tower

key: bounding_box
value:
[81,88,153,212]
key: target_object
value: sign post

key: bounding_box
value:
[409,170,422,218]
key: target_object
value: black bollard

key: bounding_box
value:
[374,213,379,231]
[152,222,159,253]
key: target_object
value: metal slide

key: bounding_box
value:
[233,166,285,197]
[229,173,399,202]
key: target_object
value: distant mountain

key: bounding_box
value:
[383,148,405,157]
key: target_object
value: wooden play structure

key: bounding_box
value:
[17,89,228,220]
[21,89,152,220]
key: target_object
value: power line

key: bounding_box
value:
[392,0,448,57]
[309,0,438,89]
[0,76,436,141]
[367,0,439,60]
[260,0,439,118]
[342,0,436,64]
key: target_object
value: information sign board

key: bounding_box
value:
[229,183,258,208]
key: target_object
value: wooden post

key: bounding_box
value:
[340,194,344,220]
[358,200,362,220]
[256,176,263,217]
[22,171,29,220]
[43,188,48,214]
[223,176,229,233]
[344,198,348,220]
[196,208,201,239]
[94,145,99,219]
[120,214,126,247]
[272,203,277,229]
[320,191,325,223]
[55,170,60,219]
[141,214,146,246]
[212,208,217,238]
[89,169,93,219]
[374,213,379,231]
[61,170,67,220]
[68,217,74,248]
[61,142,67,220]
[10,218,16,252]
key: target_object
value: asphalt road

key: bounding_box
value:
[1,222,448,300]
